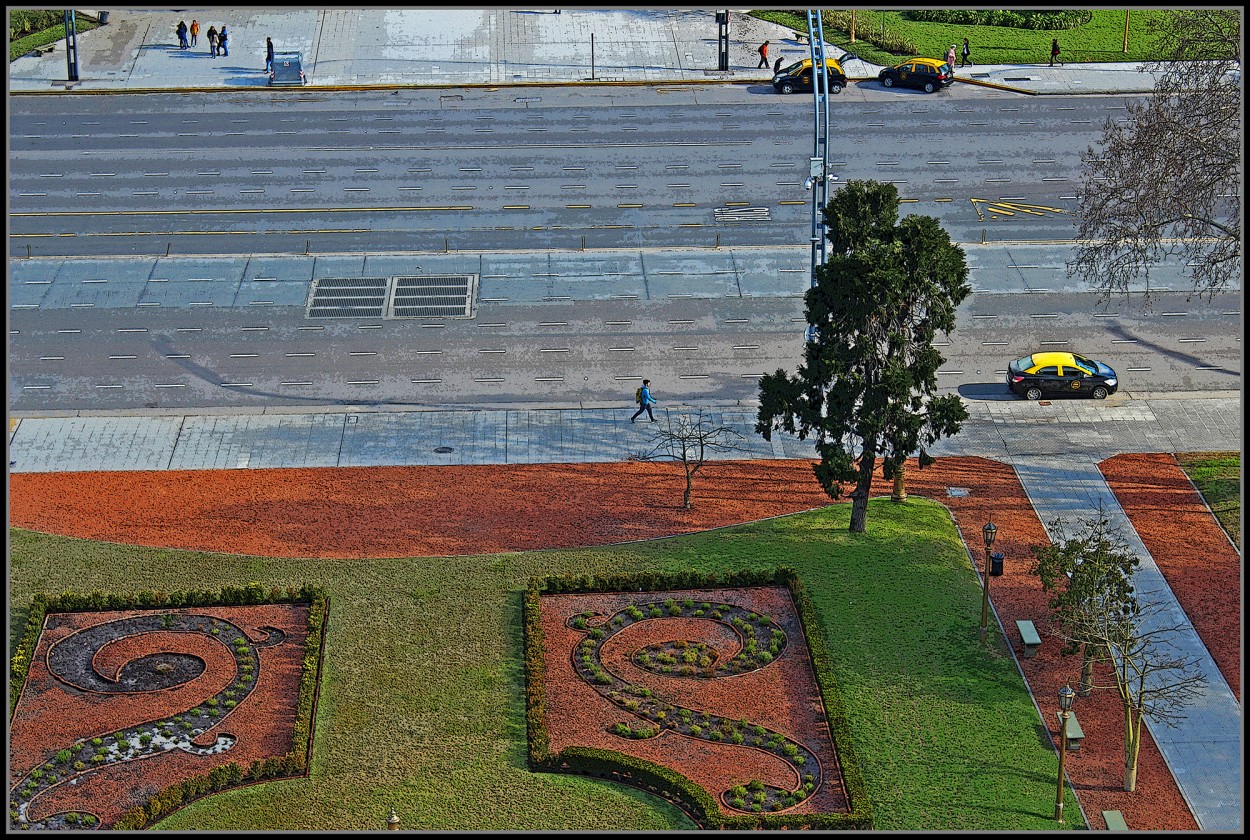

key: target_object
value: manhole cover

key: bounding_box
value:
[434,446,454,453]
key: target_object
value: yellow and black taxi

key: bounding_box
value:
[772,57,847,95]
[1007,351,1119,401]
[878,56,953,93]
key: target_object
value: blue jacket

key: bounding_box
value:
[640,385,656,406]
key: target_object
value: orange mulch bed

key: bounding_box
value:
[8,604,309,828]
[11,453,1237,830]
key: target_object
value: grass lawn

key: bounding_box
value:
[752,9,1177,67]
[1175,452,1241,547]
[9,497,1081,830]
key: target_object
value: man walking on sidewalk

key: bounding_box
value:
[631,380,658,423]
[961,37,973,67]
[757,40,770,69]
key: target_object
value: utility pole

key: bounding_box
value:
[716,11,729,71]
[803,9,835,341]
[63,9,79,82]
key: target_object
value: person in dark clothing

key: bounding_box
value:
[1050,38,1061,66]
[757,40,770,69]
[774,55,784,73]
[176,21,188,50]
[265,37,275,72]
[961,37,973,67]
[207,26,218,57]
[218,26,229,57]
[631,380,658,423]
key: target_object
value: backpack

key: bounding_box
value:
[635,387,643,405]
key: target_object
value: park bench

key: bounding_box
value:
[1016,619,1042,658]
[1056,711,1084,752]
[1102,810,1129,830]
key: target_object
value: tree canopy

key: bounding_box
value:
[1070,9,1241,303]
[756,180,970,533]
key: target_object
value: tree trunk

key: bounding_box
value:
[891,465,907,502]
[1079,646,1095,697]
[849,446,876,533]
[1124,705,1141,792]
[683,462,693,509]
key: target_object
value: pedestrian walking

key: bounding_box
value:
[207,26,218,57]
[218,26,229,57]
[757,40,770,69]
[961,37,973,67]
[773,55,784,74]
[190,20,200,47]
[1050,38,1061,66]
[946,44,957,72]
[631,380,658,423]
[176,20,188,50]
[265,37,275,72]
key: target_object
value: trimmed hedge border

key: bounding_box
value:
[9,582,329,830]
[523,566,874,830]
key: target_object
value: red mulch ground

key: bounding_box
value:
[8,604,309,827]
[10,452,1238,830]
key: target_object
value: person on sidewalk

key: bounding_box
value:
[265,37,275,72]
[757,40,769,69]
[190,20,200,47]
[946,44,957,73]
[773,55,784,73]
[218,25,229,57]
[961,36,973,67]
[207,26,218,57]
[1050,38,1061,67]
[176,20,188,50]
[631,380,658,423]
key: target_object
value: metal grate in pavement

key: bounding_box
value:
[713,206,771,223]
[388,274,477,319]
[307,277,388,318]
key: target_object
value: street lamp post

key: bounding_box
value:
[1055,685,1076,822]
[979,521,997,642]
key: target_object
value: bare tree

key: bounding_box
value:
[1063,592,1207,792]
[636,409,748,509]
[1069,9,1241,303]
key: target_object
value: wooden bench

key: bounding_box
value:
[1056,711,1084,751]
[1102,810,1129,830]
[1016,619,1042,657]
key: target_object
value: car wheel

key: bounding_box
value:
[829,81,843,94]
[923,81,935,93]
[1025,386,1043,401]
[1091,386,1109,400]
[781,82,796,94]
[882,76,894,88]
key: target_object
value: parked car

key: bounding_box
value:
[878,57,953,93]
[269,51,307,86]
[772,57,847,95]
[1006,351,1119,400]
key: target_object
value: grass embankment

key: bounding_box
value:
[1176,452,1241,548]
[10,497,1081,830]
[9,10,99,63]
[752,9,1174,67]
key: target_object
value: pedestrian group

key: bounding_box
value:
[180,21,245,60]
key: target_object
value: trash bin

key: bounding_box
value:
[990,551,1004,577]
[98,11,109,25]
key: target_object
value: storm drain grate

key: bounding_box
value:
[389,274,478,319]
[307,277,388,318]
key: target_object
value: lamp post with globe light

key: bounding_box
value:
[980,520,998,641]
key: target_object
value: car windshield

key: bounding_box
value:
[1070,355,1097,375]
[1013,355,1035,370]
[780,61,806,76]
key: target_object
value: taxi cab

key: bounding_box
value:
[1006,351,1119,401]
[878,56,953,93]
[772,57,847,95]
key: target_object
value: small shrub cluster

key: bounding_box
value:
[902,9,1091,30]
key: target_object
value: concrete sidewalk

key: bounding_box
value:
[10,8,1162,95]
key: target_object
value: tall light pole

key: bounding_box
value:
[802,9,836,343]
[1055,685,1075,822]
[979,520,997,641]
